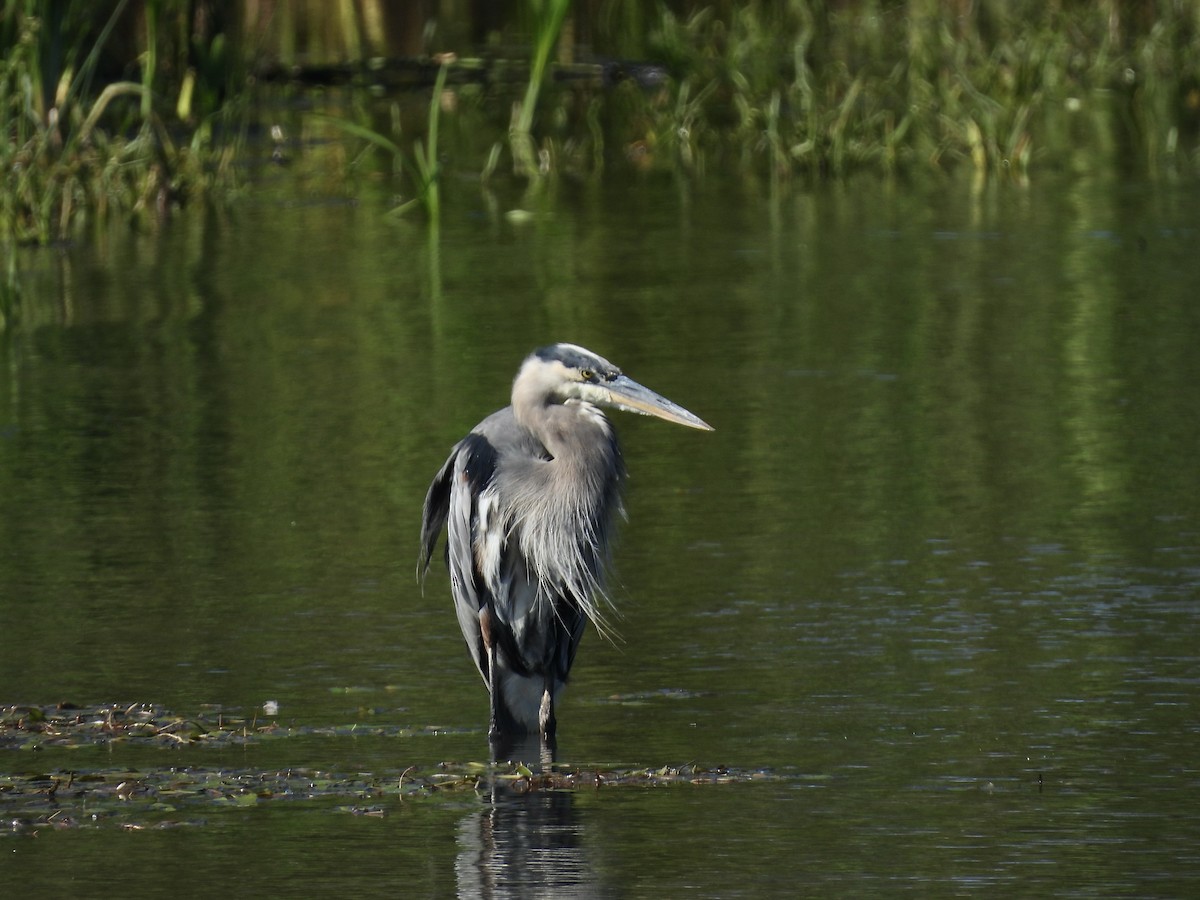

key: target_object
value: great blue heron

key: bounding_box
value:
[419,343,713,747]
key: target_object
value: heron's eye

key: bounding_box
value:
[580,369,594,381]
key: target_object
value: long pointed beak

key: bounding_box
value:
[605,374,714,431]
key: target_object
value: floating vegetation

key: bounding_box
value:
[598,688,711,706]
[1,702,784,833]
[0,702,453,751]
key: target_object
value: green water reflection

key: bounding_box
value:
[2,174,1198,894]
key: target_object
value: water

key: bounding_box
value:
[3,172,1199,895]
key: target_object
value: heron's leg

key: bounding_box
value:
[480,606,503,740]
[539,674,556,741]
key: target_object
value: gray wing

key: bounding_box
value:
[420,430,500,685]
[420,406,617,695]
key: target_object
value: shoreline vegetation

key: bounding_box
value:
[2,0,1199,253]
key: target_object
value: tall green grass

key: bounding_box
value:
[4,0,1199,269]
[510,0,572,177]
[641,1,1200,179]
[1,1,238,247]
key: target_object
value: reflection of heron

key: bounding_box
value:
[420,343,712,748]
[456,777,596,898]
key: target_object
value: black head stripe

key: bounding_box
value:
[533,343,620,377]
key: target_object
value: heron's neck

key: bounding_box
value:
[514,395,612,461]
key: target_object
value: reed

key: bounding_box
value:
[510,0,571,177]
[395,61,450,220]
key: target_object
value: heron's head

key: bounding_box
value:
[513,343,714,431]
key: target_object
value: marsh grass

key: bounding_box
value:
[1,2,238,248]
[638,1,1200,180]
[410,1,1193,183]
[293,2,1197,188]
[3,1,1199,260]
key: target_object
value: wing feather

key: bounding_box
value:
[420,432,500,684]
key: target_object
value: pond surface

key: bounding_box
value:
[2,169,1199,896]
